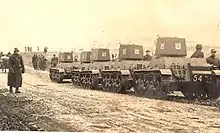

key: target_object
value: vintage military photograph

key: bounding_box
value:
[0,0,220,132]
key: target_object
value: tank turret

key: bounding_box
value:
[91,48,110,62]
[58,52,73,63]
[118,44,143,60]
[80,51,91,63]
[155,37,187,57]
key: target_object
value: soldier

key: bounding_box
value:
[206,49,220,68]
[32,54,37,69]
[0,52,3,58]
[40,56,47,70]
[143,50,152,61]
[7,48,25,93]
[190,44,204,58]
[1,54,9,73]
[51,54,58,67]
[44,47,48,53]
[36,54,41,70]
[6,52,11,57]
[112,54,115,61]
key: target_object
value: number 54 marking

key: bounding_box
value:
[193,75,202,82]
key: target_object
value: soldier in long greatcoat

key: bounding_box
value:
[32,54,37,69]
[7,48,25,93]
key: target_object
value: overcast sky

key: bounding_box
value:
[1,0,220,52]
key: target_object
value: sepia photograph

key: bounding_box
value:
[0,0,220,132]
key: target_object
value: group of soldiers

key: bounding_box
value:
[32,54,47,70]
[0,52,11,72]
[25,46,32,52]
[190,44,220,68]
[32,54,59,70]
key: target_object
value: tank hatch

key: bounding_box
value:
[118,44,143,60]
[155,37,187,57]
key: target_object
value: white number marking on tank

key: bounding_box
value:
[193,75,203,82]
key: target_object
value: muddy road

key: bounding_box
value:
[0,67,220,132]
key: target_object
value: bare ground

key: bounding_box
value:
[0,67,220,133]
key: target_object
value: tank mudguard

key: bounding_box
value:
[120,70,131,76]
[159,69,172,76]
[91,70,100,74]
[58,68,65,73]
[212,70,220,76]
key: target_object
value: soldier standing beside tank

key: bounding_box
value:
[32,54,37,69]
[190,44,204,58]
[40,56,47,70]
[7,48,25,93]
[51,54,58,67]
[206,49,220,68]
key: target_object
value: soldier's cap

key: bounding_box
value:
[211,49,217,53]
[196,44,202,49]
[14,48,19,52]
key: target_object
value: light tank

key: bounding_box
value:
[49,52,76,83]
[100,44,150,93]
[71,48,111,89]
[132,37,220,99]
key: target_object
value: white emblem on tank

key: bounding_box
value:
[67,55,71,59]
[122,49,126,54]
[175,42,181,50]
[134,49,139,54]
[160,43,165,49]
[102,52,106,57]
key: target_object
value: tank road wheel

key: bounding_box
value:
[85,77,91,89]
[91,76,99,89]
[134,73,167,99]
[134,78,146,97]
[55,73,63,83]
[118,77,129,93]
[51,71,57,82]
[49,71,53,81]
[81,77,86,88]
[102,76,111,92]
[109,77,121,93]
[147,74,166,99]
